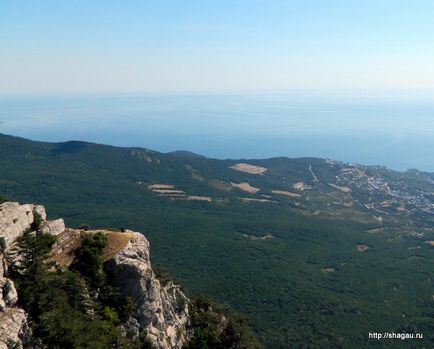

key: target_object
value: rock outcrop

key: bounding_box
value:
[0,202,43,348]
[39,218,65,236]
[105,232,191,349]
[0,309,28,349]
[0,202,46,247]
[0,202,191,349]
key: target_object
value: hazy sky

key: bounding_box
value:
[2,1,434,95]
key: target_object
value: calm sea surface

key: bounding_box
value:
[1,94,434,172]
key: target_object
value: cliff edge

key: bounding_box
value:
[0,202,190,349]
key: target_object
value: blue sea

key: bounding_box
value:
[1,94,434,172]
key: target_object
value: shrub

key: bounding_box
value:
[71,232,107,289]
[30,212,43,231]
[78,223,91,231]
[0,194,10,204]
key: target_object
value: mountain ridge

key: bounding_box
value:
[0,132,411,170]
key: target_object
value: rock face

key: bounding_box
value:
[0,202,66,348]
[0,202,41,348]
[105,232,191,349]
[39,218,65,236]
[0,309,28,349]
[0,202,46,248]
[0,202,191,349]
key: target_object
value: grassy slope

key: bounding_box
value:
[1,133,433,348]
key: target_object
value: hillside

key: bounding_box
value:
[1,133,434,348]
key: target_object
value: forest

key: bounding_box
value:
[1,133,433,348]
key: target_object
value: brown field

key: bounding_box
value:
[185,196,212,202]
[152,189,185,194]
[229,163,267,174]
[328,183,352,193]
[292,181,305,190]
[231,182,260,193]
[366,228,385,234]
[271,190,301,198]
[241,198,277,204]
[148,184,175,189]
[239,233,274,241]
[158,193,186,197]
[321,268,336,273]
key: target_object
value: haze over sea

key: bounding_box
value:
[1,94,434,172]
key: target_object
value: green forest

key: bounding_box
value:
[1,133,433,348]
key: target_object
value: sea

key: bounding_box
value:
[1,93,434,172]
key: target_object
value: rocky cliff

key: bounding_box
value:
[105,233,190,348]
[0,202,44,348]
[0,202,190,349]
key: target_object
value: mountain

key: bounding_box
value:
[1,133,434,348]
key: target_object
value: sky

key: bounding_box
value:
[2,0,434,95]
